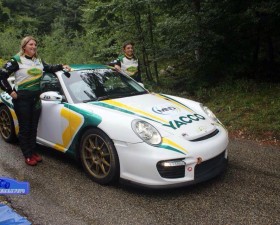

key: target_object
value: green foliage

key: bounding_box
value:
[200,79,280,141]
[0,29,20,60]
[0,0,279,141]
[0,0,279,88]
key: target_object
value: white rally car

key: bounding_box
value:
[0,65,228,189]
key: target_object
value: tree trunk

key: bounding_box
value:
[147,3,159,84]
[192,0,201,61]
[131,0,153,81]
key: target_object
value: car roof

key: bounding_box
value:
[69,64,111,71]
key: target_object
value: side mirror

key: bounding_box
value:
[40,91,64,102]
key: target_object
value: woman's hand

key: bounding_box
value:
[10,91,17,99]
[63,65,71,72]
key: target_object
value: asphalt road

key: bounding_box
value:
[0,137,279,225]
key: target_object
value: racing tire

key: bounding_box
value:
[79,128,120,185]
[0,105,17,143]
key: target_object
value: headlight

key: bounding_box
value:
[131,120,162,145]
[200,104,220,123]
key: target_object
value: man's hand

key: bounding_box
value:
[114,65,121,71]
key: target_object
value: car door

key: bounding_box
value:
[37,72,71,152]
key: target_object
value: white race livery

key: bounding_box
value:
[0,64,228,189]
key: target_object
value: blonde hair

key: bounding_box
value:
[19,36,38,58]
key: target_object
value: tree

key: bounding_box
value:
[0,0,279,86]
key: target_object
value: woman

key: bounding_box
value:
[113,41,141,82]
[0,36,71,166]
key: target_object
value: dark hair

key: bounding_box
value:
[122,41,134,50]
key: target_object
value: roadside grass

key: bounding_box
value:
[201,80,279,144]
[148,79,280,145]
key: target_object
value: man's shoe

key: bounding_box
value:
[25,157,37,166]
[32,153,42,162]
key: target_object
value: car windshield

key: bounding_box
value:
[61,69,148,103]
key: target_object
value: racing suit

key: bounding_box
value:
[110,54,141,82]
[0,54,63,158]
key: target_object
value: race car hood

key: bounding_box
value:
[84,93,217,140]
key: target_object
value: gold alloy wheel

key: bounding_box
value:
[80,128,119,184]
[79,127,120,184]
[0,107,12,140]
[82,134,112,178]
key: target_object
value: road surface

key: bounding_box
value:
[0,137,279,225]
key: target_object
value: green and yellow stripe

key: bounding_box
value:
[160,137,188,155]
[93,100,169,125]
[154,93,194,113]
[53,107,84,152]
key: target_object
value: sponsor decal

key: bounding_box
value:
[0,177,29,195]
[126,66,137,73]
[154,93,194,113]
[163,113,206,130]
[27,68,42,76]
[93,100,204,130]
[93,100,168,125]
[80,69,108,74]
[152,105,180,115]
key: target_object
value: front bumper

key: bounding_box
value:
[120,150,228,189]
[114,126,229,189]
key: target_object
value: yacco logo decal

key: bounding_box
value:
[163,114,206,130]
[92,100,168,125]
[160,137,188,155]
[152,105,180,115]
[153,93,194,113]
[91,100,204,130]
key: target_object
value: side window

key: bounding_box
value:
[40,72,62,93]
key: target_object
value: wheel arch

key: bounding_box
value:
[77,125,120,185]
[74,125,118,159]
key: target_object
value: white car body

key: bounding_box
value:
[0,65,228,189]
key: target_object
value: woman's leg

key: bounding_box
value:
[30,97,42,161]
[13,98,34,158]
